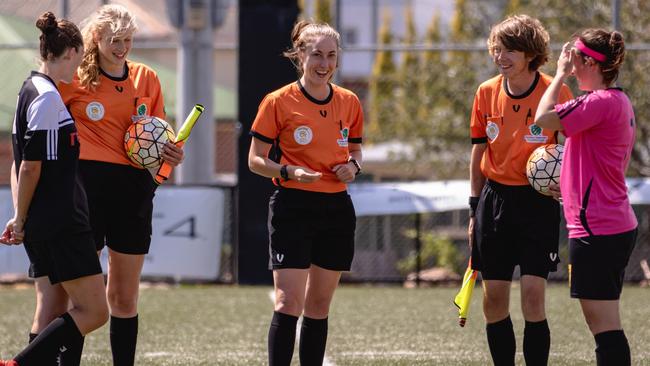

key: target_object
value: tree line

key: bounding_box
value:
[366,0,650,179]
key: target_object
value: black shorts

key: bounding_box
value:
[79,160,156,255]
[471,180,560,280]
[267,188,356,271]
[24,231,103,285]
[569,228,637,300]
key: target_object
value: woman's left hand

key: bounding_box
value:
[1,217,24,245]
[162,142,185,167]
[333,161,357,183]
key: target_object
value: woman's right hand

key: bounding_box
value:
[556,42,574,79]
[288,165,322,183]
[0,226,11,244]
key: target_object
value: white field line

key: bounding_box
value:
[142,352,175,358]
[268,290,336,366]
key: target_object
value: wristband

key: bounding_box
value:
[348,157,362,176]
[469,196,479,217]
[280,165,290,180]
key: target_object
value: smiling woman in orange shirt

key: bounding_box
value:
[249,20,363,366]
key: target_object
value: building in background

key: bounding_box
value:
[0,0,238,184]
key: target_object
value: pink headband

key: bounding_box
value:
[574,39,607,62]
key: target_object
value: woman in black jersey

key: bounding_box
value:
[0,12,108,366]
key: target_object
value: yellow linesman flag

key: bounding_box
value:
[454,259,478,327]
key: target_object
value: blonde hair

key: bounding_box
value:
[78,4,137,89]
[283,20,340,75]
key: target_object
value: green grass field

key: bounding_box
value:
[1,284,649,365]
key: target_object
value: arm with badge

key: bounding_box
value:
[333,106,363,183]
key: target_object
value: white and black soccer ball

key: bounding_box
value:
[526,144,563,196]
[124,116,176,169]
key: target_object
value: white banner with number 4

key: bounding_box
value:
[0,186,224,281]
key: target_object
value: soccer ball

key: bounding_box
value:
[526,144,563,196]
[124,116,176,169]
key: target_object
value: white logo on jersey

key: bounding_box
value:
[524,124,549,143]
[486,121,499,141]
[549,252,557,261]
[337,127,349,147]
[276,254,284,263]
[294,126,313,145]
[86,101,105,121]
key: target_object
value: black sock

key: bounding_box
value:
[595,330,630,366]
[59,335,85,366]
[14,313,83,366]
[299,316,328,366]
[268,311,298,366]
[110,315,138,366]
[523,319,550,366]
[486,315,516,366]
[27,333,53,366]
[33,330,85,365]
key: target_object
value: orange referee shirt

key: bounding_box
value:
[470,72,573,185]
[59,61,165,166]
[251,81,364,193]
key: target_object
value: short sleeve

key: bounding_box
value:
[348,95,364,144]
[27,92,61,131]
[250,94,280,144]
[556,93,603,137]
[24,92,61,161]
[470,89,487,144]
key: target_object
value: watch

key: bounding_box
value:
[348,157,362,176]
[280,165,290,180]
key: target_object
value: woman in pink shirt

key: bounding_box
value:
[535,29,636,366]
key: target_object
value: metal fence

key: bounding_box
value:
[214,190,650,284]
[346,207,650,284]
